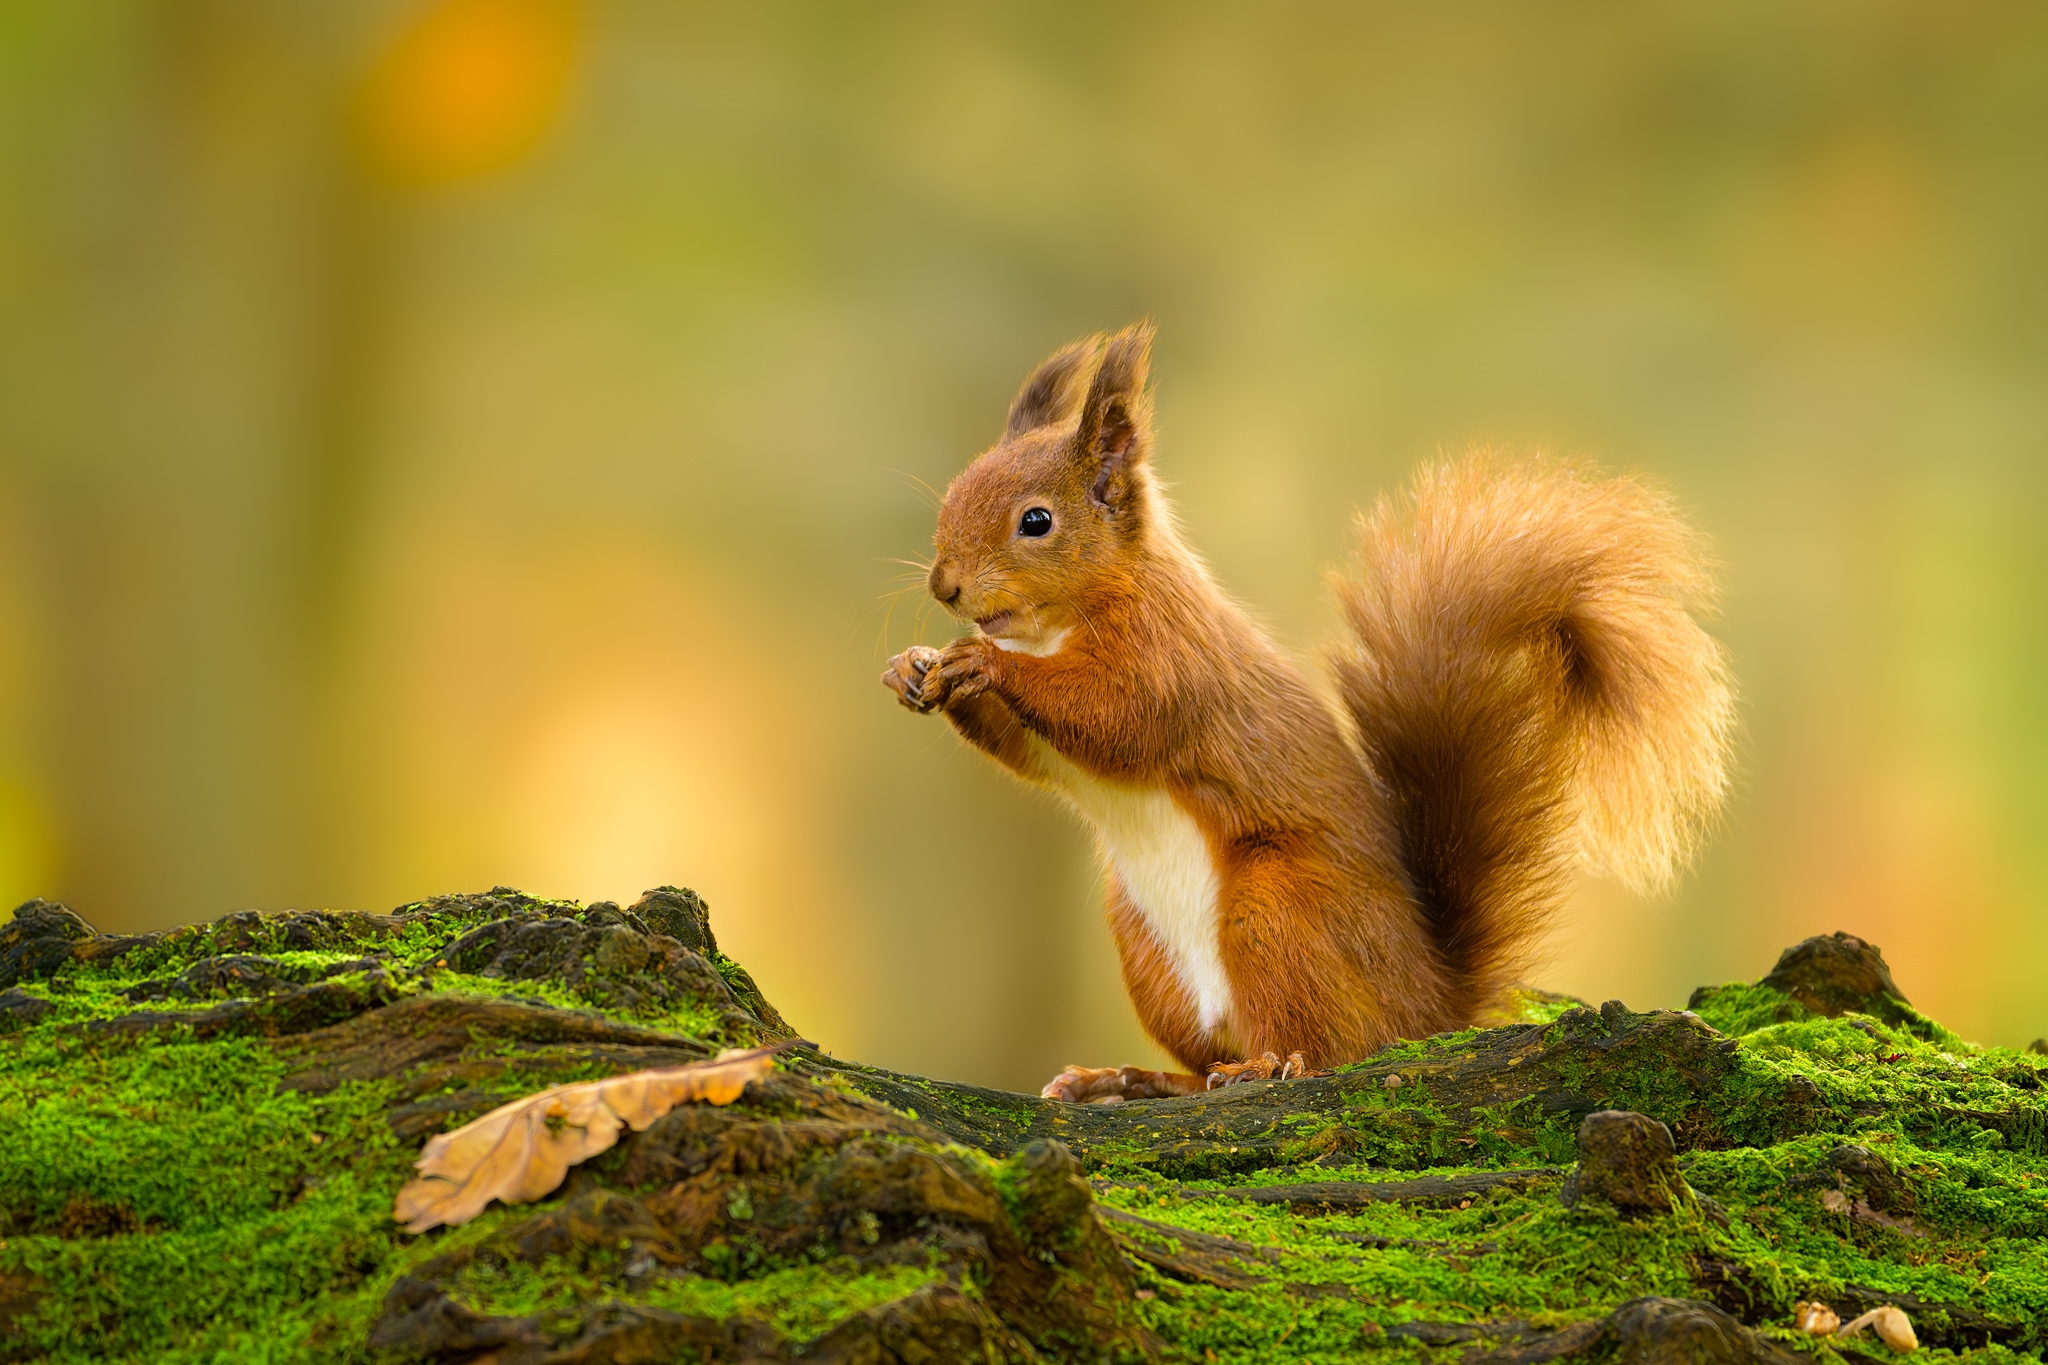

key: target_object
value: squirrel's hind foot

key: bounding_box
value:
[1040,1064,1206,1104]
[1205,1051,1327,1088]
[1039,1052,1332,1103]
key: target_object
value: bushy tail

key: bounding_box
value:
[1332,454,1735,1011]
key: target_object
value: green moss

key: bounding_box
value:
[1692,979,1970,1053]
[438,1249,941,1342]
[1688,981,1816,1037]
[8,965,406,1034]
[0,1027,422,1362]
[0,989,925,1362]
[1080,1003,2048,1360]
[1709,1013,2048,1155]
[0,893,781,1361]
[1338,1026,1489,1070]
[1503,988,1592,1026]
[641,1260,943,1338]
[1679,1132,2048,1318]
[425,969,731,1040]
[707,949,766,1008]
[8,900,2048,1363]
[1103,1131,2048,1359]
[10,904,737,1043]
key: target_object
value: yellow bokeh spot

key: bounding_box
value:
[360,0,580,186]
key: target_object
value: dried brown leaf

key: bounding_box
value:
[392,1045,781,1232]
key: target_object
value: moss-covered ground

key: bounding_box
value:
[0,893,2042,1363]
[1068,981,2048,1364]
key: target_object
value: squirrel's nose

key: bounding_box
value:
[929,561,962,605]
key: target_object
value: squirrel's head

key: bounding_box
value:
[926,322,1160,652]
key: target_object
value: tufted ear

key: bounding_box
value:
[1074,321,1154,512]
[1005,337,1100,438]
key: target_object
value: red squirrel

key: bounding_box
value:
[881,323,1734,1104]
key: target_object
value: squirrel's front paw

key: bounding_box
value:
[882,645,944,713]
[912,637,1002,712]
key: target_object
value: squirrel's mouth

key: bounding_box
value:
[975,611,1014,637]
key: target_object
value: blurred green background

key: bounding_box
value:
[2,1,2044,1090]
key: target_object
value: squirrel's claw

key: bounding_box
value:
[1205,1051,1323,1088]
[882,645,944,713]
[1206,1052,1283,1088]
[882,639,996,714]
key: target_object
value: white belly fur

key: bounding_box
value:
[1029,737,1231,1033]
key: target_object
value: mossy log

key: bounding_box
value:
[1,890,2044,1363]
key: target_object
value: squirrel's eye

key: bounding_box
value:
[1018,507,1053,538]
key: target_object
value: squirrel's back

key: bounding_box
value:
[1333,455,1736,1015]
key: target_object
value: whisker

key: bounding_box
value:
[916,595,963,646]
[888,469,943,511]
[862,597,895,655]
[874,579,943,652]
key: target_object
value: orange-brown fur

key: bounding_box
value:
[882,323,1734,1097]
